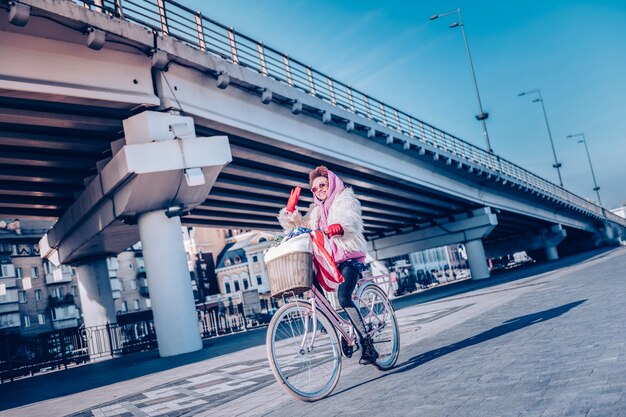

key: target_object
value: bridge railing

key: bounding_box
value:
[78,0,624,226]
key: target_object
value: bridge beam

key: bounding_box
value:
[153,61,605,233]
[0,9,157,108]
[484,224,567,261]
[368,207,497,278]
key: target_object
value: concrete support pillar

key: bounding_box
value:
[75,258,117,358]
[138,209,202,357]
[545,245,559,261]
[465,239,490,280]
[75,258,117,328]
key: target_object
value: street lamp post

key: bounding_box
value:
[566,133,602,207]
[430,9,492,153]
[518,89,563,187]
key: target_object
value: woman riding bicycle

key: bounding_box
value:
[277,165,379,365]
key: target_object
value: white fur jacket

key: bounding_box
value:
[277,187,368,256]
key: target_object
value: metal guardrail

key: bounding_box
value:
[77,0,625,227]
[0,310,270,383]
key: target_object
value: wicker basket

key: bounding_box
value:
[266,251,313,298]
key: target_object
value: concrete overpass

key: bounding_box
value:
[1,0,624,356]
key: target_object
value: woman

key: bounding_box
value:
[277,165,378,365]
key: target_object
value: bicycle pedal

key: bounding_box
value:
[340,338,354,358]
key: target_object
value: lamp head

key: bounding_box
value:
[449,22,460,28]
[567,133,585,142]
[429,14,439,20]
[518,92,526,97]
[532,98,541,103]
[86,27,106,50]
[8,1,30,27]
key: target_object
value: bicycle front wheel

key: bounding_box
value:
[266,301,342,402]
[356,284,400,370]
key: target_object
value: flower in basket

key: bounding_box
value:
[269,235,284,248]
[285,227,312,242]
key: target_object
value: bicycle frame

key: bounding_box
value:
[308,285,356,348]
[267,270,398,401]
[300,277,388,352]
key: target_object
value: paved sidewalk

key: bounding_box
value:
[264,247,626,417]
[1,247,624,417]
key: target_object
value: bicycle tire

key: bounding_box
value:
[266,301,342,401]
[356,284,400,370]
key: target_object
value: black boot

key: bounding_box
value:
[359,336,379,365]
[341,337,354,358]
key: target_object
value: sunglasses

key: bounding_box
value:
[311,182,328,194]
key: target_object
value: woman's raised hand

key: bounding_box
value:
[286,186,301,213]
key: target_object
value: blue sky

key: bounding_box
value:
[188,0,626,209]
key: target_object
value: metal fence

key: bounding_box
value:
[0,274,422,382]
[1,327,91,383]
[73,0,626,227]
[0,309,269,383]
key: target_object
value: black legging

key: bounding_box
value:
[323,261,368,340]
[314,261,368,338]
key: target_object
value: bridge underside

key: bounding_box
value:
[0,94,591,248]
[0,0,616,250]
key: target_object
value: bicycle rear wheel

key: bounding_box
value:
[266,301,342,401]
[356,284,400,370]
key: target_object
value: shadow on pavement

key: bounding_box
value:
[334,299,587,396]
[392,299,586,373]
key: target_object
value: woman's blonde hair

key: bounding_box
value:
[308,165,328,186]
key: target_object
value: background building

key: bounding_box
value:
[409,244,470,284]
[213,231,278,314]
[183,227,252,303]
[109,244,151,320]
[381,243,471,296]
[102,228,268,329]
[0,219,82,337]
